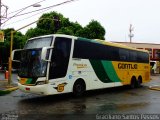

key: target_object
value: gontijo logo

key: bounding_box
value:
[118,63,138,69]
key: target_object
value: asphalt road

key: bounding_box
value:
[0,74,160,120]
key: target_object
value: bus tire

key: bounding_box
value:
[73,79,86,97]
[130,77,137,89]
[137,76,142,88]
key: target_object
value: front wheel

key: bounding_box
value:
[73,81,86,97]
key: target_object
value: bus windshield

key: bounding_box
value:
[18,36,53,78]
[24,37,52,49]
[18,48,48,78]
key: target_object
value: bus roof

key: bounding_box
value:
[28,34,78,41]
[27,34,148,53]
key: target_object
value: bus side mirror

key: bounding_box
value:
[12,49,22,62]
[41,47,53,62]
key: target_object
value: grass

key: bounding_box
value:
[0,90,11,96]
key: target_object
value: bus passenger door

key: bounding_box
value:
[49,37,72,80]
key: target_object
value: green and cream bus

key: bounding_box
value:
[12,34,150,96]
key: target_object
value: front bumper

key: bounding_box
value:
[18,83,49,95]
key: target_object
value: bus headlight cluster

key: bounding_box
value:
[36,81,46,85]
[36,80,48,85]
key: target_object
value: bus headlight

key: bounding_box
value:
[36,81,45,85]
[36,80,48,85]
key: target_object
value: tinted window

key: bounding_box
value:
[73,39,149,63]
[73,40,119,61]
[49,37,72,79]
[129,50,137,62]
[119,48,129,61]
[137,51,149,63]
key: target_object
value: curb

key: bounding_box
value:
[149,85,160,91]
[0,87,18,95]
[4,87,19,92]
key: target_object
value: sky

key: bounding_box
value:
[1,0,160,44]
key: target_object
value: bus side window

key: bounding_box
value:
[119,48,129,61]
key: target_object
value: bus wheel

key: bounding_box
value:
[73,80,86,97]
[137,76,142,88]
[130,77,136,89]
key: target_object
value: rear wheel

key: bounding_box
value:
[130,77,137,89]
[137,76,142,88]
[73,80,86,97]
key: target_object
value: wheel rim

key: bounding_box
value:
[137,79,141,87]
[131,79,136,88]
[73,81,85,96]
[76,84,83,93]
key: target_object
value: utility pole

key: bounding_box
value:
[53,16,61,33]
[129,24,134,43]
[0,0,1,29]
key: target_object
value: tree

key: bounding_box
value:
[25,28,49,39]
[37,11,68,33]
[0,28,26,66]
[77,20,105,40]
[25,11,106,40]
[56,27,74,35]
[26,11,76,38]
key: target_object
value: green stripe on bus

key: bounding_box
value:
[90,60,112,83]
[26,78,33,84]
[101,61,121,82]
